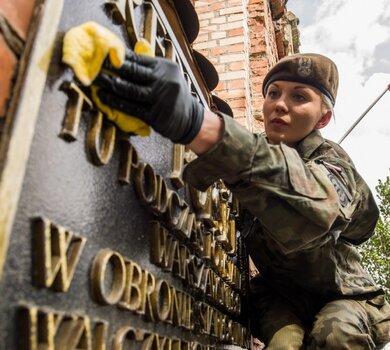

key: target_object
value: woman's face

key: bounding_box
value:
[263,80,331,146]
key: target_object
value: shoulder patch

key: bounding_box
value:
[320,160,353,208]
[327,172,350,207]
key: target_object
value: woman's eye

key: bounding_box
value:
[268,90,278,98]
[293,94,306,101]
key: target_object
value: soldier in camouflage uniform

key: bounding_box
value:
[96,51,390,349]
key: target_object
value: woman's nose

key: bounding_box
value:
[275,97,288,114]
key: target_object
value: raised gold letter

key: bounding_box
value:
[91,249,126,305]
[33,217,86,292]
[151,279,171,322]
[170,144,185,189]
[60,82,93,141]
[119,259,142,311]
[87,111,116,166]
[134,163,157,205]
[118,139,139,184]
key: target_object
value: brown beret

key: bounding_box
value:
[262,53,339,105]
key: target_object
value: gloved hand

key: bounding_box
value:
[62,22,152,136]
[94,52,205,144]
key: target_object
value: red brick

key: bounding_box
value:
[196,33,209,42]
[248,10,263,19]
[228,43,245,53]
[248,3,264,12]
[250,60,268,69]
[209,2,225,11]
[198,27,214,34]
[196,5,211,14]
[251,76,264,84]
[0,34,17,117]
[251,43,267,53]
[215,80,227,91]
[228,0,242,6]
[251,67,268,76]
[214,64,226,74]
[249,23,265,32]
[197,49,209,57]
[228,27,244,37]
[228,79,245,89]
[208,56,219,65]
[217,89,245,100]
[251,100,264,109]
[228,98,246,108]
[229,61,245,70]
[248,18,265,28]
[0,0,37,39]
[210,47,226,56]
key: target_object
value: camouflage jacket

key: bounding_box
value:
[183,114,381,298]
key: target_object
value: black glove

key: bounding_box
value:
[94,51,204,144]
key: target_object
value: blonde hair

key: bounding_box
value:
[321,93,334,116]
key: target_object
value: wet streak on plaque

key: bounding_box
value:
[0,0,249,349]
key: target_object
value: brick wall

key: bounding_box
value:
[0,0,38,118]
[195,0,252,129]
[247,0,280,128]
[194,0,298,133]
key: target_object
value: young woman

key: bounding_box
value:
[96,52,390,349]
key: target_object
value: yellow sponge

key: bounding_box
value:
[62,21,125,86]
[62,22,153,136]
[90,85,151,136]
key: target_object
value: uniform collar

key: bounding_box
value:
[295,129,326,159]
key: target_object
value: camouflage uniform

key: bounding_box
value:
[183,114,390,349]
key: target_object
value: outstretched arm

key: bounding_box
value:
[187,109,224,154]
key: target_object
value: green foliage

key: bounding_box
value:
[359,173,390,301]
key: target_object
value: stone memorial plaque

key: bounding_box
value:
[0,0,249,348]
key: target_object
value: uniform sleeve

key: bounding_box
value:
[183,114,363,254]
[337,167,379,244]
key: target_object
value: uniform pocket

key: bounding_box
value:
[366,295,390,347]
[281,144,328,199]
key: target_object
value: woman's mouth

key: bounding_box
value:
[271,118,288,126]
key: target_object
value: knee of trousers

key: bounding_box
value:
[307,320,376,349]
[266,324,305,350]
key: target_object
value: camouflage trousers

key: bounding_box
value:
[249,282,390,349]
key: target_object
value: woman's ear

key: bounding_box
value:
[315,111,332,129]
